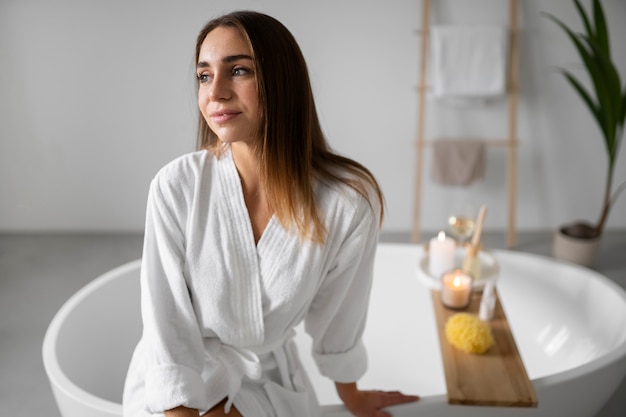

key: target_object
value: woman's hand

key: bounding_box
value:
[201,399,242,416]
[165,399,241,417]
[335,382,419,417]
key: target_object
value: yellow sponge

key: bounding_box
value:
[445,313,494,354]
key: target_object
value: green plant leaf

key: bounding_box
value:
[563,70,604,128]
[621,84,626,129]
[585,38,622,153]
[546,19,587,68]
[574,0,593,38]
[546,13,610,130]
[592,0,610,55]
[545,15,602,88]
[563,70,608,141]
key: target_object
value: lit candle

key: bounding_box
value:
[441,269,473,309]
[429,231,455,278]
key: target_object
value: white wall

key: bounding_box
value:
[0,0,624,236]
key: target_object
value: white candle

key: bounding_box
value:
[441,269,473,309]
[429,231,455,278]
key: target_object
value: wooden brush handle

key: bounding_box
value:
[471,205,487,247]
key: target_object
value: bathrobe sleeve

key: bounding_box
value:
[140,171,209,413]
[304,192,380,383]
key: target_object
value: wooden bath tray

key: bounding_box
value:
[431,289,538,407]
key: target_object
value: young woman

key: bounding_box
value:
[123,10,419,417]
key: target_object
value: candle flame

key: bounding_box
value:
[453,276,461,287]
[438,231,446,241]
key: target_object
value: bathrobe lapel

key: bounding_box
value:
[216,153,266,346]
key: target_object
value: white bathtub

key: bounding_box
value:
[43,244,626,417]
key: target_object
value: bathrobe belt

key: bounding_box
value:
[205,329,297,412]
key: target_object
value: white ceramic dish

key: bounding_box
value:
[416,246,499,290]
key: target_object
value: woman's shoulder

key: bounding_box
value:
[153,150,212,183]
[316,172,382,219]
[148,150,220,205]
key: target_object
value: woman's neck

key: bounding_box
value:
[231,143,272,243]
[231,143,261,196]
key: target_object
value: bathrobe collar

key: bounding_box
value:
[215,150,267,346]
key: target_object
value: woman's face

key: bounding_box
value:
[197,26,260,146]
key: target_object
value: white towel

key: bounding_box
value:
[431,25,508,98]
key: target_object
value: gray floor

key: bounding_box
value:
[1,230,625,416]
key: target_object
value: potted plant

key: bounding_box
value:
[544,0,625,266]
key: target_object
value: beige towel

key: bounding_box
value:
[431,139,486,186]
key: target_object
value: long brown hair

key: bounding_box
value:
[195,11,384,243]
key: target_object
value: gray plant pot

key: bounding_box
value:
[552,228,602,267]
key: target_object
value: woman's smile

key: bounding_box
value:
[209,109,241,124]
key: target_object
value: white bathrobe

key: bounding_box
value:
[123,149,380,416]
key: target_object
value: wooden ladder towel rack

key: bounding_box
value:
[411,0,519,247]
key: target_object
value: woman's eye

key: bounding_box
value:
[197,73,211,83]
[232,66,250,77]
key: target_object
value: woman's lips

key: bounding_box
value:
[210,110,240,124]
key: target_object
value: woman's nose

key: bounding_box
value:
[208,74,231,101]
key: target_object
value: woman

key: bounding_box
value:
[123,10,419,417]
